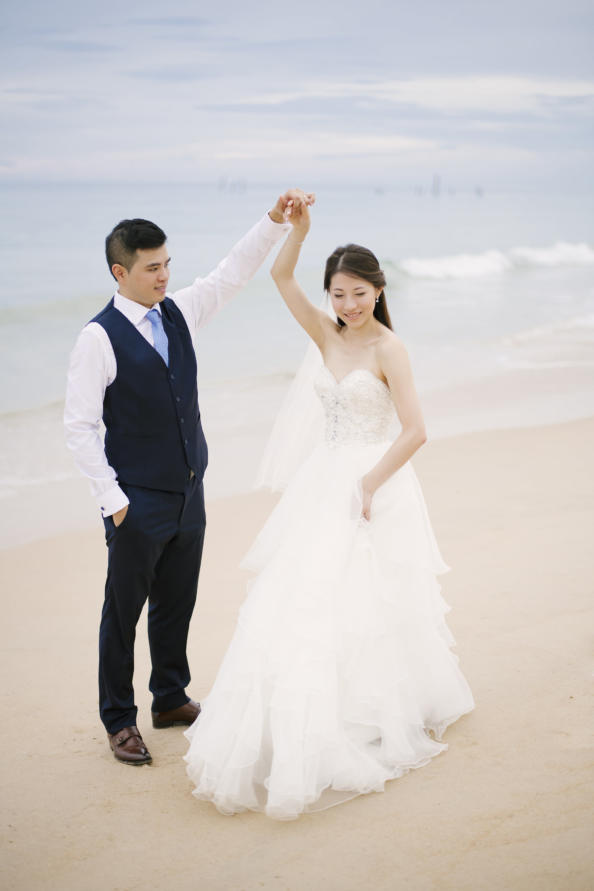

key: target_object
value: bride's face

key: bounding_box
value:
[329,272,380,328]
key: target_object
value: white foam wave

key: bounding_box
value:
[510,242,594,268]
[499,313,594,370]
[503,313,594,344]
[398,241,594,280]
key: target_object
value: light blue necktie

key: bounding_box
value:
[146,308,169,366]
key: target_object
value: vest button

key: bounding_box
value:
[170,373,175,380]
[180,417,185,423]
[176,396,181,402]
[184,439,188,445]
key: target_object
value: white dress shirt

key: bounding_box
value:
[64,213,290,517]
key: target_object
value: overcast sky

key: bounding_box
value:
[2,0,593,189]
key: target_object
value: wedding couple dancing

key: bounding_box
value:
[65,187,474,821]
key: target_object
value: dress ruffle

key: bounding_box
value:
[185,442,474,820]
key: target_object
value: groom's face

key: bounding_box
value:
[114,244,171,307]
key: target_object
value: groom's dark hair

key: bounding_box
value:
[105,218,167,278]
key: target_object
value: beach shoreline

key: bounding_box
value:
[2,417,593,890]
[3,355,594,550]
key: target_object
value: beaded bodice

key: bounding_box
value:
[314,365,396,445]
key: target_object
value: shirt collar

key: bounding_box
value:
[114,291,163,328]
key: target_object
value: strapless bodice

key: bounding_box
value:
[313,365,395,445]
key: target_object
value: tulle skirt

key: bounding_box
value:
[184,440,474,820]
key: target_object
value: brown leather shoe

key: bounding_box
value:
[107,725,152,765]
[152,699,201,729]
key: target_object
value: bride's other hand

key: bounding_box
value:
[359,476,375,522]
[268,188,315,224]
[360,476,375,522]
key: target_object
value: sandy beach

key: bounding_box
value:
[2,418,593,891]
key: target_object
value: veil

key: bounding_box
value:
[254,298,334,491]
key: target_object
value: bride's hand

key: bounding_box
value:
[360,477,374,522]
[285,200,311,240]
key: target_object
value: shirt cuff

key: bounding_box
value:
[97,485,129,518]
[263,213,292,238]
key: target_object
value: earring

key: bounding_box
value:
[376,297,380,303]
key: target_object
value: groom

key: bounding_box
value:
[65,188,313,765]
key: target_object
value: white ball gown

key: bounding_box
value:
[184,365,475,820]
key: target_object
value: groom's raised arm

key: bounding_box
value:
[172,188,315,333]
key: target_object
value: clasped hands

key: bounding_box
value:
[269,189,316,226]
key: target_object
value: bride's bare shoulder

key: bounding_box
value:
[376,328,409,363]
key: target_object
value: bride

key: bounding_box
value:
[184,197,474,820]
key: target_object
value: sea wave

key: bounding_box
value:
[503,313,594,342]
[397,241,594,280]
[499,313,594,370]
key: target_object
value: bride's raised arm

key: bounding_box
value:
[271,202,332,350]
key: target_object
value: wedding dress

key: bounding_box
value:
[184,365,474,820]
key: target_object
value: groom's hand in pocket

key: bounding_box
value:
[112,505,129,528]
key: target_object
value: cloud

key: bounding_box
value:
[43,39,117,53]
[215,133,436,161]
[236,76,594,116]
[127,16,210,27]
[126,66,211,82]
[1,2,592,188]
[0,87,68,107]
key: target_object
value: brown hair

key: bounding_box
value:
[324,243,393,330]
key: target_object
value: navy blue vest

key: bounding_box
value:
[91,297,208,492]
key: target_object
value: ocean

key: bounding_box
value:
[1,181,593,545]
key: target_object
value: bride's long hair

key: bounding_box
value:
[324,244,393,330]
